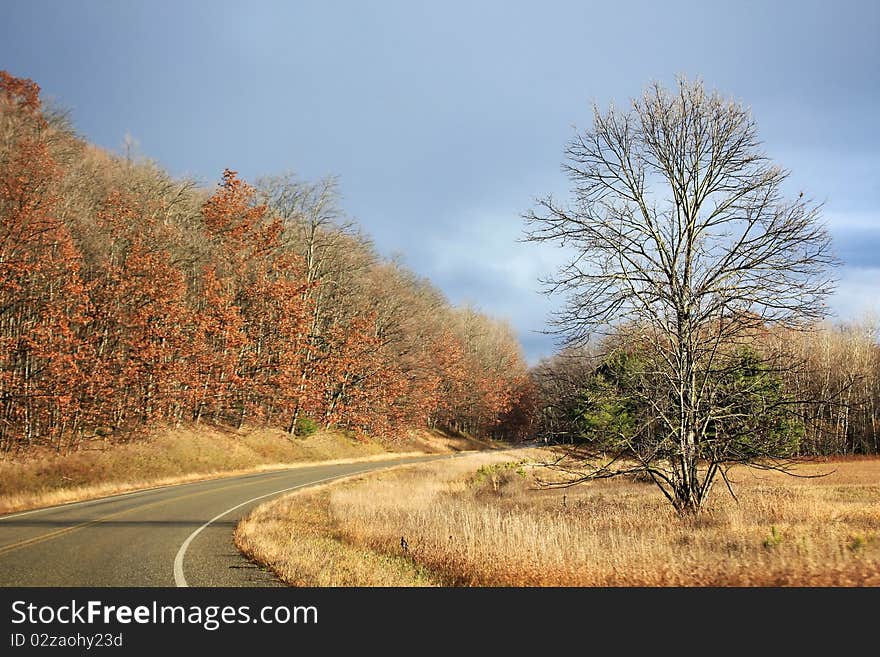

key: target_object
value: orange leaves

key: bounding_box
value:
[80,191,192,430]
[0,71,89,452]
[420,320,528,437]
[0,71,43,117]
[201,169,279,267]
[0,74,64,285]
[191,171,315,427]
[202,170,253,237]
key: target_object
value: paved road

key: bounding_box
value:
[0,455,440,587]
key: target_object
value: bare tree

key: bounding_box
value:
[525,78,837,513]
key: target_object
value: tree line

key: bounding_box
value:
[527,319,880,457]
[0,71,528,454]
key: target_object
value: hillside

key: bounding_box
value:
[0,70,530,461]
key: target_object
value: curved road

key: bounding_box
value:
[0,455,439,587]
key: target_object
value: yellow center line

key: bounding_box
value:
[0,473,293,558]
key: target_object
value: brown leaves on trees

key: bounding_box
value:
[0,71,528,453]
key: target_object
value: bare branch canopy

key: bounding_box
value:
[525,78,838,513]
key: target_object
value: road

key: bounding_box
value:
[0,455,439,587]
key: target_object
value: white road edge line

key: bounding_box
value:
[173,470,372,587]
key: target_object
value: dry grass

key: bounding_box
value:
[0,426,465,515]
[236,451,880,586]
[236,485,442,586]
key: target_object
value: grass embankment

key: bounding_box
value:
[235,451,880,586]
[0,426,488,515]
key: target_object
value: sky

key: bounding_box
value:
[2,0,878,363]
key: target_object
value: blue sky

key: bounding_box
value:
[3,0,878,362]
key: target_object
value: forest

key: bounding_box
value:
[0,71,529,455]
[528,320,880,457]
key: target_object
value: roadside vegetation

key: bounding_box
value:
[236,451,880,586]
[0,426,487,515]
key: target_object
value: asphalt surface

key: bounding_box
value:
[0,455,440,587]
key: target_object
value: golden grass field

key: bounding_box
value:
[235,449,880,586]
[0,426,486,515]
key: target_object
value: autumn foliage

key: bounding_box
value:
[0,72,527,454]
